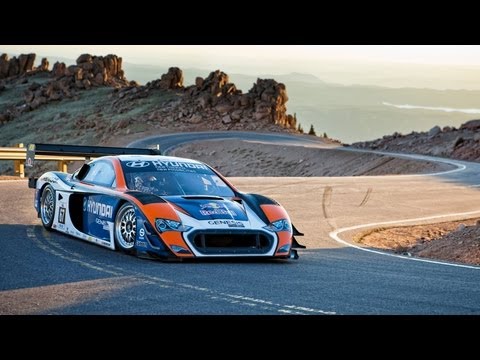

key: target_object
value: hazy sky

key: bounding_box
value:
[2,45,480,89]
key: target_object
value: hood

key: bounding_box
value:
[165,196,248,221]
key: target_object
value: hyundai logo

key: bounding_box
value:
[126,161,150,168]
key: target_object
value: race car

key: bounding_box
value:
[28,144,304,260]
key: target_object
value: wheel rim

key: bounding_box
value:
[41,187,55,225]
[115,205,136,249]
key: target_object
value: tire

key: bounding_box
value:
[114,203,137,253]
[40,185,56,230]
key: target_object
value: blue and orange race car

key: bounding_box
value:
[28,144,304,261]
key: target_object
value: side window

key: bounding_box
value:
[82,161,116,187]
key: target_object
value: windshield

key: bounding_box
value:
[121,159,235,197]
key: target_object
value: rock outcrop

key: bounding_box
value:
[352,119,480,162]
[0,53,132,119]
[0,53,38,79]
[51,54,128,88]
[0,55,300,135]
[113,67,297,131]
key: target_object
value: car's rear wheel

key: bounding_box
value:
[114,203,136,253]
[40,185,56,230]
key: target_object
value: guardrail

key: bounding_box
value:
[0,145,92,178]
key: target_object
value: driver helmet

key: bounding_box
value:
[134,174,157,190]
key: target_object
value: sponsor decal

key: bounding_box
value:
[43,176,57,184]
[85,199,113,219]
[201,202,221,209]
[58,207,66,224]
[126,161,150,168]
[136,240,148,248]
[199,202,235,216]
[207,220,245,228]
[139,228,145,239]
[151,160,208,172]
[95,218,110,231]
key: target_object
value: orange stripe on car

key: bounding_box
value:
[260,204,293,254]
[160,232,193,257]
[260,204,290,223]
[140,203,193,257]
[111,157,127,190]
[276,232,293,255]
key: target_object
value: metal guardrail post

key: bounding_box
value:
[14,143,25,178]
[58,161,68,173]
[14,160,25,178]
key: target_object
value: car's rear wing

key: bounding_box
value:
[26,143,161,188]
[26,143,161,163]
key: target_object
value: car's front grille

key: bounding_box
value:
[187,230,275,255]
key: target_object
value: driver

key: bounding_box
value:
[133,173,178,196]
[134,174,158,195]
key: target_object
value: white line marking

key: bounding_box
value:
[29,226,335,314]
[329,210,480,270]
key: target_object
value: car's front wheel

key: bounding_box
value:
[40,185,56,230]
[114,203,136,253]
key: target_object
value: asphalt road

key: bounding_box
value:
[128,130,340,153]
[1,132,480,314]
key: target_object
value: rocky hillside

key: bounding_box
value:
[351,120,480,162]
[0,53,297,133]
[352,119,480,261]
[0,53,49,79]
[110,68,297,133]
[0,52,303,175]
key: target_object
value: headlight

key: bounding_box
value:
[263,219,291,232]
[155,218,193,233]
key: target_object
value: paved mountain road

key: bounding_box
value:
[1,132,479,314]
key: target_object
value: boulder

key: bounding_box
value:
[460,119,480,131]
[158,67,184,89]
[428,125,441,137]
[39,58,49,71]
[52,62,66,77]
[0,53,9,78]
[221,115,232,124]
[18,53,35,74]
[76,54,93,64]
[7,57,19,77]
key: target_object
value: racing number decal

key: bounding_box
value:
[58,207,66,224]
